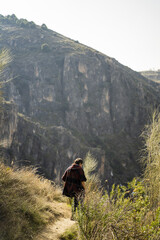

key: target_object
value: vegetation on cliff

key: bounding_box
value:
[0,14,37,29]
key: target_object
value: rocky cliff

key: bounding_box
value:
[0,15,160,186]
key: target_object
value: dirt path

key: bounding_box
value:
[36,217,75,240]
[34,202,76,240]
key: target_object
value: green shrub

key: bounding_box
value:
[76,178,160,240]
[6,14,18,22]
[28,21,36,28]
[60,225,78,240]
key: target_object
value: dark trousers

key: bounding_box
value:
[74,195,79,212]
[72,191,85,213]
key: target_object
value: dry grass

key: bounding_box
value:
[74,120,160,240]
[141,111,160,209]
[0,163,65,240]
[12,166,63,202]
[76,176,158,240]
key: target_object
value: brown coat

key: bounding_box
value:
[62,163,87,197]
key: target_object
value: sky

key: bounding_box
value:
[1,0,160,72]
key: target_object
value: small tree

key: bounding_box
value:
[28,21,36,28]
[41,43,50,52]
[41,24,48,30]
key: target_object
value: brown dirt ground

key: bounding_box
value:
[34,201,75,240]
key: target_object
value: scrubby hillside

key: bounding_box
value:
[0,163,68,240]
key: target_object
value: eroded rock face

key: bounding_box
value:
[0,16,160,185]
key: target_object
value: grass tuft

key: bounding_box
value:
[60,225,78,240]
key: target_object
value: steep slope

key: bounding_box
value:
[0,14,160,185]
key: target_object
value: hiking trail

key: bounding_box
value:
[35,202,75,240]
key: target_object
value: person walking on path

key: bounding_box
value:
[62,158,87,219]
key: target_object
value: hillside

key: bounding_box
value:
[0,162,72,240]
[0,14,160,186]
[140,70,160,82]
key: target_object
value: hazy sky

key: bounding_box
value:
[1,0,160,71]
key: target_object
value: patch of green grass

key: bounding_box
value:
[60,225,78,240]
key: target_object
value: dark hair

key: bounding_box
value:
[74,158,83,165]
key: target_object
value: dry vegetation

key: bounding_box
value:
[0,164,64,240]
[65,120,160,240]
[141,111,160,209]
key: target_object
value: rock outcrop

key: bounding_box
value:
[140,70,160,82]
[0,15,160,185]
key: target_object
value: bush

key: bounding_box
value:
[18,18,29,28]
[60,225,78,240]
[28,21,36,28]
[76,178,160,240]
[41,43,50,52]
[6,14,18,22]
[41,24,48,30]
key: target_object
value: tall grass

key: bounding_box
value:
[141,111,160,209]
[0,163,63,240]
[83,152,100,193]
[75,145,160,240]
